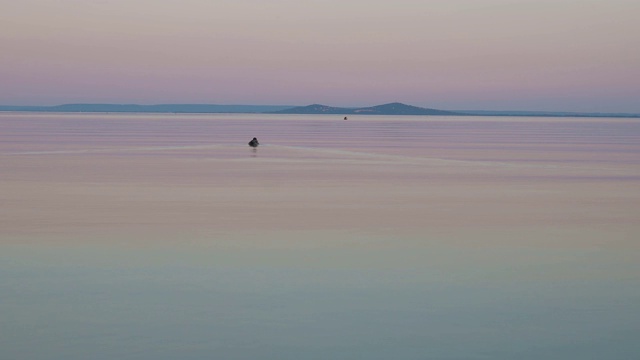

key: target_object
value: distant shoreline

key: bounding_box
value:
[1,103,638,118]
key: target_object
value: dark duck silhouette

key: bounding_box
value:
[248,137,259,147]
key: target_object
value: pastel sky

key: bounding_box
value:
[1,0,639,112]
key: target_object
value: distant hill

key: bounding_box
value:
[272,104,352,114]
[0,104,292,113]
[354,102,459,115]
[2,103,638,118]
[273,102,460,115]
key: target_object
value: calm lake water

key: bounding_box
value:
[1,113,639,359]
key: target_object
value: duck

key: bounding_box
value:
[248,137,259,147]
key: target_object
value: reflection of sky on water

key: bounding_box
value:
[2,238,640,360]
[1,114,640,359]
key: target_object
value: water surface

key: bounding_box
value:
[1,113,639,359]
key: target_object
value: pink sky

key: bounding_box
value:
[1,0,639,112]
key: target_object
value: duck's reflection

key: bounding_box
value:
[248,137,259,157]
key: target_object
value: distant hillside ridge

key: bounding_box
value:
[354,102,459,115]
[272,102,460,115]
[272,104,352,114]
[3,103,637,117]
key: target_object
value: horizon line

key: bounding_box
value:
[1,102,639,117]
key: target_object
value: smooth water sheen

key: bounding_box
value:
[1,113,639,360]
